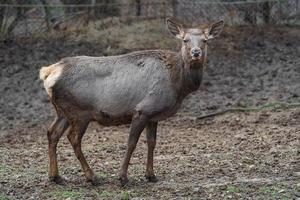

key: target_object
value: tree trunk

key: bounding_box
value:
[135,0,141,16]
[262,2,271,24]
[172,0,177,18]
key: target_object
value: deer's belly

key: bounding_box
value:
[150,101,182,121]
[92,112,133,126]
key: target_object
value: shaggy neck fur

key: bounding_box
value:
[161,50,205,97]
[179,51,205,96]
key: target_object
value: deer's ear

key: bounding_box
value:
[166,18,183,39]
[205,20,224,39]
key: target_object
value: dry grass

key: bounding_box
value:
[70,19,178,53]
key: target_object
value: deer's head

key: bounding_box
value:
[166,18,224,68]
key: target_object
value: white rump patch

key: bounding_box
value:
[43,64,63,97]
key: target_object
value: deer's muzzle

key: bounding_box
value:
[191,48,202,60]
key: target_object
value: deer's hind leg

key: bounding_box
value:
[67,119,100,185]
[47,115,69,184]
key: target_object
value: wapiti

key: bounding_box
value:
[40,18,223,186]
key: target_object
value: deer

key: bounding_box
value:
[39,18,224,186]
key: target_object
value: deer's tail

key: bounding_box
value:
[39,65,56,81]
[39,63,64,97]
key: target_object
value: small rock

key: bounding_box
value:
[293,171,300,177]
[234,133,247,140]
[7,116,14,120]
[219,185,227,190]
[248,165,255,169]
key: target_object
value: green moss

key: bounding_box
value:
[227,185,239,193]
[259,185,296,200]
[47,188,84,199]
[0,164,13,174]
[0,195,13,200]
[99,190,110,198]
[119,191,130,200]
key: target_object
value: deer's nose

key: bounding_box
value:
[191,48,202,58]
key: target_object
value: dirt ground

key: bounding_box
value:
[0,109,299,199]
[0,23,300,199]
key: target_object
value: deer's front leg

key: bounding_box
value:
[145,121,158,182]
[119,112,149,186]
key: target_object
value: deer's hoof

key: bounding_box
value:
[145,175,158,183]
[49,175,66,185]
[87,175,102,186]
[119,176,129,187]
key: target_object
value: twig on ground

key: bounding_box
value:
[196,102,300,120]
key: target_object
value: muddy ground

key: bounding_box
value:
[0,23,300,199]
[0,109,299,199]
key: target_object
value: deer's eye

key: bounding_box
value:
[203,39,207,43]
[183,39,190,43]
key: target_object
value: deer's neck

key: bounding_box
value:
[163,50,204,97]
[181,57,205,95]
[182,64,203,94]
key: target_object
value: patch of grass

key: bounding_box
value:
[259,185,295,200]
[99,190,131,200]
[111,174,120,181]
[26,19,177,56]
[47,188,84,199]
[226,185,239,194]
[77,19,176,53]
[132,164,144,174]
[99,190,110,198]
[97,171,108,179]
[223,184,296,199]
[258,101,300,110]
[260,186,277,197]
[235,101,300,112]
[0,165,10,174]
[119,191,130,200]
[0,195,12,200]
